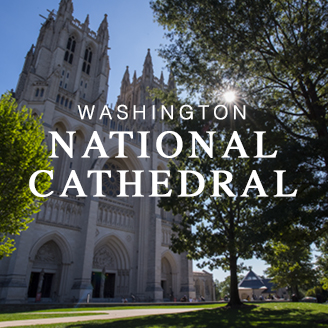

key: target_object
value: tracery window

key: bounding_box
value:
[102,162,121,197]
[64,36,76,64]
[82,47,92,75]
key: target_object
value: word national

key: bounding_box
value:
[29,130,298,199]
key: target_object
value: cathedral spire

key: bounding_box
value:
[83,14,90,28]
[98,14,108,32]
[57,0,74,17]
[142,49,154,80]
[168,71,176,90]
[97,14,109,47]
[133,70,137,84]
[122,66,130,83]
[120,66,130,94]
[160,71,164,85]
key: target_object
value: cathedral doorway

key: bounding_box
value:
[92,236,130,299]
[27,240,62,301]
[161,257,172,299]
[28,272,54,298]
[91,271,116,298]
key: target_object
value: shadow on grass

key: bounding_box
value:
[64,304,328,328]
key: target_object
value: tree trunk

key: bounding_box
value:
[292,284,300,301]
[228,254,243,307]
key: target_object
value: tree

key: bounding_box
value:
[215,277,230,300]
[151,0,328,251]
[150,0,328,305]
[151,0,328,172]
[263,239,315,299]
[154,95,289,306]
[0,93,52,258]
[316,236,328,291]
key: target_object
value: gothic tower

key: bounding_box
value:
[0,0,211,304]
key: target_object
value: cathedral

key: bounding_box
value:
[0,0,214,303]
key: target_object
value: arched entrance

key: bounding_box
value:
[27,241,62,301]
[92,236,130,299]
[161,257,173,300]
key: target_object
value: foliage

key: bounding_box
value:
[151,0,328,165]
[306,286,328,303]
[215,275,244,300]
[316,236,328,290]
[151,0,328,241]
[152,87,292,306]
[150,0,328,306]
[263,239,315,299]
[0,93,52,258]
[214,278,230,300]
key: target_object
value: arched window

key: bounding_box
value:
[60,96,64,105]
[56,94,60,103]
[69,100,72,109]
[110,121,116,130]
[64,36,76,64]
[40,88,44,97]
[102,162,121,197]
[82,47,92,75]
[35,88,39,97]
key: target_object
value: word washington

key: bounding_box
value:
[79,104,246,121]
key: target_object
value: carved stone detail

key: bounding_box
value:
[97,200,134,232]
[37,196,84,229]
[35,242,58,263]
[93,246,114,269]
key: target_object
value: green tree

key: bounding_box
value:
[215,277,230,300]
[154,95,288,306]
[0,93,52,258]
[316,236,328,290]
[215,274,244,300]
[151,0,328,256]
[263,239,315,299]
[151,0,328,172]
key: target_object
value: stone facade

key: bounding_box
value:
[193,271,216,301]
[0,0,214,303]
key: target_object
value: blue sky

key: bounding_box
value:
[0,0,269,283]
[0,0,168,105]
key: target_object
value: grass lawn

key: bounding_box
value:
[3,302,328,328]
[0,312,107,322]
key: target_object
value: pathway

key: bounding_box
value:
[0,308,202,327]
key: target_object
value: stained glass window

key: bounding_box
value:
[102,162,120,197]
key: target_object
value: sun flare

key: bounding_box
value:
[223,91,236,103]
